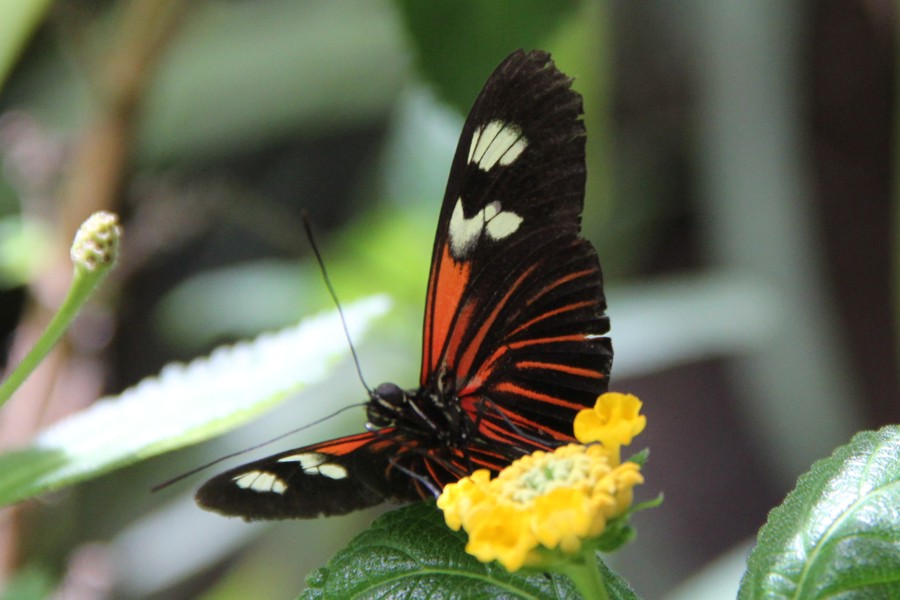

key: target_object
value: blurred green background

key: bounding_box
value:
[0,1,893,598]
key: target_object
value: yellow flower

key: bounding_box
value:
[437,443,644,572]
[463,502,536,571]
[438,469,490,531]
[573,392,646,464]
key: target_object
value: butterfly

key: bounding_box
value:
[195,49,612,520]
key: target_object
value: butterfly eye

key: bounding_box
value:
[374,382,404,403]
[368,383,406,427]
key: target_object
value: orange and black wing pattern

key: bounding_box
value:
[421,50,611,449]
[196,50,611,521]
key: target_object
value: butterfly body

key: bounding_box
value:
[196,50,612,521]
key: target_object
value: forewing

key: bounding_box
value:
[195,431,419,520]
[420,50,612,445]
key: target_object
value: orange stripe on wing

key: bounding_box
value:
[460,334,592,397]
[462,394,573,444]
[458,344,509,396]
[313,431,383,455]
[493,380,585,411]
[524,267,595,307]
[424,459,442,488]
[454,263,539,381]
[515,360,606,380]
[509,299,595,337]
[478,415,564,446]
[422,243,471,383]
[461,396,538,430]
[443,301,475,379]
[470,446,508,466]
[508,333,585,349]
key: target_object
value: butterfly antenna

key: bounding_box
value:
[301,210,372,394]
[151,402,367,492]
[390,458,442,498]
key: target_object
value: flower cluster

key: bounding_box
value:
[437,392,646,572]
[70,211,121,272]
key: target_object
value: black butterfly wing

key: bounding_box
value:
[194,428,519,519]
[195,431,420,520]
[421,50,612,449]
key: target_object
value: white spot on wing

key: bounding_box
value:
[467,120,527,171]
[486,210,524,241]
[317,463,348,480]
[279,452,324,470]
[448,199,524,259]
[449,199,483,258]
[278,452,347,479]
[233,470,287,494]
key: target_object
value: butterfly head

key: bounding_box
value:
[368,380,472,447]
[367,382,408,428]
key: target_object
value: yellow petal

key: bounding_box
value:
[574,392,647,451]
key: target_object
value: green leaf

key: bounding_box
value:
[593,492,662,554]
[0,0,53,93]
[0,215,53,289]
[138,1,405,164]
[0,564,55,600]
[739,426,900,599]
[395,0,579,113]
[0,296,389,508]
[301,501,638,600]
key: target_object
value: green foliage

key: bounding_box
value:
[395,0,579,113]
[0,212,121,409]
[0,215,52,288]
[0,0,53,93]
[0,564,54,600]
[301,501,637,600]
[0,297,388,508]
[155,208,431,352]
[137,1,405,165]
[739,426,900,598]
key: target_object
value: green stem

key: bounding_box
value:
[557,553,609,600]
[0,211,120,408]
[0,264,109,408]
